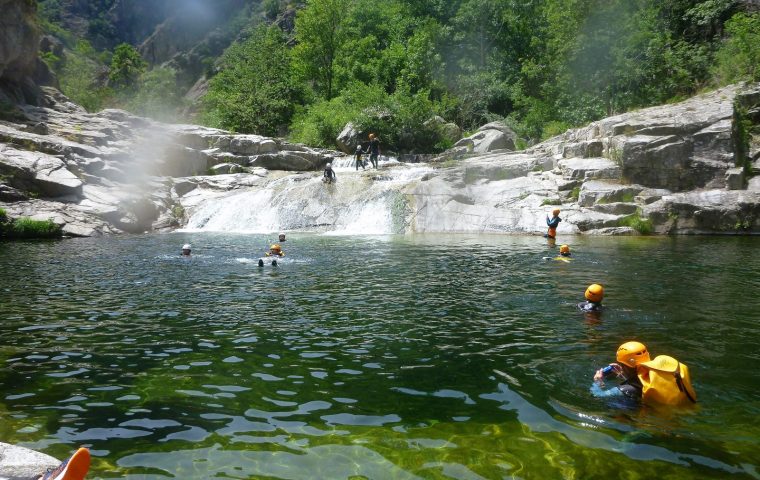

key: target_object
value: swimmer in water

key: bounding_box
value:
[590,341,649,399]
[181,244,191,256]
[578,283,603,312]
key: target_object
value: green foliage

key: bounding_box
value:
[714,13,760,83]
[618,211,654,234]
[58,40,113,112]
[0,208,6,221]
[203,24,302,135]
[109,43,147,88]
[1,217,62,239]
[292,0,352,100]
[541,198,562,206]
[569,187,581,201]
[124,67,185,122]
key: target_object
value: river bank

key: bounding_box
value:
[2,83,760,238]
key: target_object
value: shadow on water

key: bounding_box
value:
[0,233,759,478]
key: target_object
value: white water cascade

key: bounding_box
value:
[182,157,434,235]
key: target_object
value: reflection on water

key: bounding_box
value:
[1,234,759,479]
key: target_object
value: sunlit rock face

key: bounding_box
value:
[1,83,760,237]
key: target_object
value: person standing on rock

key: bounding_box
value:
[545,208,561,239]
[368,133,380,169]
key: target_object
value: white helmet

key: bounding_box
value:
[182,244,191,250]
[326,163,332,168]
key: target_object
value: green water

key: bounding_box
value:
[1,234,759,479]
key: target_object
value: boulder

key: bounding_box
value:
[0,442,59,479]
[0,145,83,197]
[577,180,644,207]
[210,162,242,174]
[725,167,745,190]
[336,122,360,153]
[454,127,515,154]
[643,190,760,233]
[557,157,621,180]
[250,151,331,171]
[228,135,278,155]
[0,0,39,81]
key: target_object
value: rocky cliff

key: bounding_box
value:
[1,83,758,237]
[0,0,49,105]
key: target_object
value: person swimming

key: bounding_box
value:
[591,341,697,406]
[278,232,286,242]
[559,244,571,256]
[578,283,603,312]
[590,341,649,399]
[258,244,284,267]
[181,244,191,256]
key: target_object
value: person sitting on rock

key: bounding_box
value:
[545,208,561,239]
[322,162,336,184]
[181,244,191,256]
[578,283,604,312]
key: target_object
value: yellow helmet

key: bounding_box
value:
[559,244,570,254]
[616,341,650,368]
[585,284,604,303]
[552,208,560,216]
[270,244,281,252]
[369,133,375,139]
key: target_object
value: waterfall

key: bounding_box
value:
[182,157,433,235]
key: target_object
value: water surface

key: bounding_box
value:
[1,234,759,479]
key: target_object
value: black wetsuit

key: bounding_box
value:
[323,167,336,183]
[355,146,365,170]
[369,138,380,168]
[577,300,602,312]
[601,364,643,399]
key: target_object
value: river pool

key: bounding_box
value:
[1,233,759,479]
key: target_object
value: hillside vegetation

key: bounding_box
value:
[37,0,760,152]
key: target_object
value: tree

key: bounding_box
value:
[293,0,352,99]
[109,43,147,88]
[203,24,302,135]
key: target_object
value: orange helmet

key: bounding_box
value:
[585,284,604,303]
[559,244,570,254]
[616,341,650,368]
[552,208,561,216]
[270,244,281,252]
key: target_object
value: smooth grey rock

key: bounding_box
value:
[228,135,278,155]
[582,226,638,235]
[0,442,59,479]
[725,167,745,190]
[210,162,242,174]
[643,190,760,233]
[557,157,621,180]
[456,128,515,153]
[592,202,639,215]
[578,180,643,207]
[336,122,360,153]
[0,145,83,197]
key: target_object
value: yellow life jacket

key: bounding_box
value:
[637,355,697,406]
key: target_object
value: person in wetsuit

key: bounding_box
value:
[355,144,366,170]
[559,244,571,257]
[545,208,561,238]
[578,283,603,312]
[591,341,649,399]
[181,244,191,256]
[323,162,336,184]
[368,133,380,169]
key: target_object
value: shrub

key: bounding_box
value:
[714,13,760,84]
[7,218,62,239]
[618,211,653,234]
